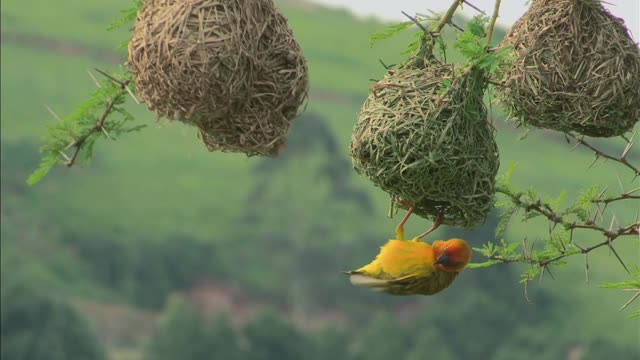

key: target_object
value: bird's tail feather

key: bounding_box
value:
[348,274,390,290]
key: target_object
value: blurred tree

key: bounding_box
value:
[144,295,213,360]
[311,328,350,360]
[405,328,456,360]
[0,281,106,360]
[208,314,243,360]
[145,295,244,360]
[491,326,570,360]
[243,309,309,360]
[1,141,41,199]
[252,112,373,213]
[60,231,222,309]
[238,112,380,317]
[349,313,411,360]
[582,339,640,360]
[487,324,640,360]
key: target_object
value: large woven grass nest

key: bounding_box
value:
[351,55,499,228]
[128,0,308,156]
[498,0,640,137]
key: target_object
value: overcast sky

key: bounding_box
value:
[308,0,640,40]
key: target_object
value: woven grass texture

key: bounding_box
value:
[351,58,499,228]
[498,0,640,137]
[128,0,308,156]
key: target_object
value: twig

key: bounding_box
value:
[498,188,639,238]
[64,70,132,167]
[488,229,637,271]
[486,0,502,45]
[378,59,393,70]
[462,0,487,15]
[565,133,640,177]
[94,68,139,104]
[593,193,640,205]
[486,78,508,87]
[401,11,428,33]
[491,187,639,273]
[44,105,63,123]
[435,0,464,34]
[619,291,640,312]
[584,251,589,284]
[87,70,102,87]
[449,21,466,33]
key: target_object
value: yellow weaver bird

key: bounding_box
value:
[345,206,472,296]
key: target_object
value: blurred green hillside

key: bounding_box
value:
[1,0,638,359]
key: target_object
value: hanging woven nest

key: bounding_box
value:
[497,0,640,137]
[127,0,308,156]
[351,56,499,228]
[197,101,294,157]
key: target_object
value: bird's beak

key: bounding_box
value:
[434,254,450,265]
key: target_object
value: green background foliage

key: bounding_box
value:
[1,0,638,359]
[1,280,107,360]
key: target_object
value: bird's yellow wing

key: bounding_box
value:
[353,239,437,279]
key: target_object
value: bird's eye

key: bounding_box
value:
[434,253,450,265]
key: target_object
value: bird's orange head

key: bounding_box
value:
[432,238,472,273]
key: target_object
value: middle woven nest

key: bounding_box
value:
[351,58,499,228]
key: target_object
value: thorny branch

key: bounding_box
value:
[400,0,463,41]
[63,69,136,167]
[488,132,639,286]
[565,132,640,178]
[592,191,640,205]
[493,187,638,268]
[461,0,487,15]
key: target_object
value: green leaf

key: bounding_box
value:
[107,8,137,31]
[628,311,640,319]
[438,78,453,96]
[467,15,488,37]
[496,162,518,189]
[501,240,520,257]
[599,281,640,290]
[567,185,600,221]
[436,36,448,62]
[369,21,414,47]
[468,260,501,269]
[473,242,497,257]
[524,188,538,202]
[29,70,139,185]
[26,154,59,186]
[496,206,517,238]
[547,191,567,212]
[455,32,485,59]
[520,267,542,283]
[402,31,423,55]
[107,0,144,31]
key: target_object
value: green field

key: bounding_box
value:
[1,0,639,359]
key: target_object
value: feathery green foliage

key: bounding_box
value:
[27,70,142,186]
[28,0,144,185]
[1,281,107,360]
[369,21,415,47]
[471,156,639,308]
[600,270,640,318]
[107,0,144,31]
